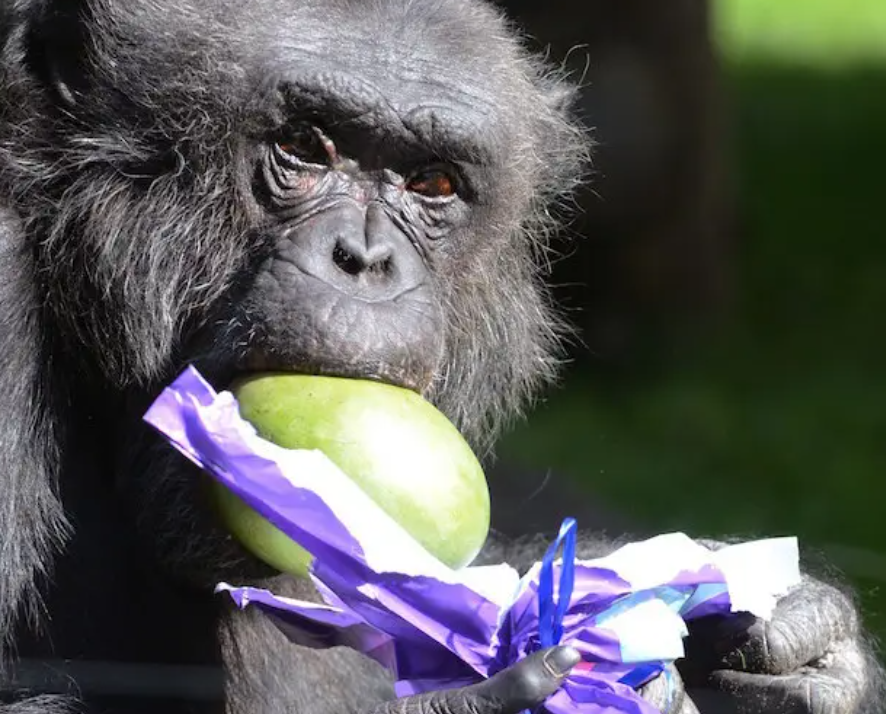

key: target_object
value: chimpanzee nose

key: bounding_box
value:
[294,203,424,300]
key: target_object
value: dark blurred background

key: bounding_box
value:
[492,0,886,649]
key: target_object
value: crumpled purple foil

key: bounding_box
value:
[143,366,801,714]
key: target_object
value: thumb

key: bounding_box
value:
[458,647,582,714]
[376,646,581,714]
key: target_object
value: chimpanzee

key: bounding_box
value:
[0,1,881,713]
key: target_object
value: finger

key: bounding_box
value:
[688,638,873,714]
[639,663,700,714]
[377,646,581,714]
[688,577,859,676]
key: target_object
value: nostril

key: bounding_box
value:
[367,255,392,276]
[333,243,362,276]
[332,239,394,278]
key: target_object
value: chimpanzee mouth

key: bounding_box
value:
[227,352,434,396]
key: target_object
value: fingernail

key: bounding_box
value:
[544,646,582,677]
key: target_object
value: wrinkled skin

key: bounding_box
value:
[0,1,882,714]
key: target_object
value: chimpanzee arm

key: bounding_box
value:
[0,208,71,714]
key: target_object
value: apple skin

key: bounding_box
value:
[210,482,315,577]
[210,373,490,575]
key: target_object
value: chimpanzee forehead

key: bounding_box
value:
[254,0,524,109]
[102,0,530,161]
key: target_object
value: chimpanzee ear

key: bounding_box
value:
[20,0,92,108]
[0,207,68,663]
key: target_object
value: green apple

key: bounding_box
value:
[210,373,490,576]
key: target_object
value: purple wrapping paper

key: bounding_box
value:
[144,367,801,714]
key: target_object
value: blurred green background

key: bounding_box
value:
[500,0,886,647]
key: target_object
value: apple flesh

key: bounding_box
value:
[210,373,490,575]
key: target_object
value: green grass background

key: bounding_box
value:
[499,0,886,646]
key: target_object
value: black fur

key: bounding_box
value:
[0,2,882,714]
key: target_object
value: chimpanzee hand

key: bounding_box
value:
[481,530,885,714]
[679,575,885,714]
[371,647,580,714]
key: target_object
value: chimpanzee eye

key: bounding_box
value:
[406,167,458,199]
[275,125,335,166]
